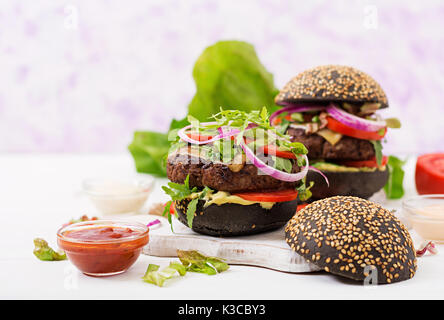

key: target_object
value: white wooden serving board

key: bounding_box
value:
[123,186,417,274]
[128,214,320,273]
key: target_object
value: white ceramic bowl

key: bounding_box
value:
[82,176,155,215]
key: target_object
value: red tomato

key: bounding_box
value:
[326,117,386,140]
[261,145,297,159]
[341,156,388,168]
[415,153,444,194]
[164,201,176,215]
[186,133,214,142]
[272,115,292,125]
[234,189,298,202]
[297,203,309,211]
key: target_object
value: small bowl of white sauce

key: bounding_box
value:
[82,176,155,215]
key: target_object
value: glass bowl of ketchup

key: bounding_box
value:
[57,220,149,276]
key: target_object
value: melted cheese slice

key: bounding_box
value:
[190,191,275,209]
[316,129,343,146]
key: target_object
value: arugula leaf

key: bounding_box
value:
[370,140,383,166]
[383,155,406,199]
[33,238,67,261]
[296,179,314,202]
[162,176,213,229]
[186,198,199,228]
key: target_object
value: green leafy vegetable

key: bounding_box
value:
[370,140,383,166]
[162,175,197,231]
[177,250,229,275]
[290,112,304,122]
[129,40,280,177]
[142,250,229,287]
[128,131,171,177]
[162,176,213,230]
[383,155,406,199]
[188,40,279,121]
[33,238,67,261]
[142,262,187,287]
[296,179,314,202]
[186,198,199,228]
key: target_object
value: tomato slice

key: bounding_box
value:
[186,133,214,142]
[261,145,296,159]
[272,115,293,125]
[415,153,444,194]
[341,156,388,168]
[164,201,176,215]
[326,117,386,140]
[297,203,309,211]
[234,189,298,202]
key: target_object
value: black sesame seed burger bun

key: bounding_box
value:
[285,196,417,284]
[306,167,389,201]
[175,198,298,237]
[275,65,388,109]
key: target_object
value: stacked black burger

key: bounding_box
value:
[271,65,400,200]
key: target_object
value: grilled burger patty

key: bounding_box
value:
[287,127,375,161]
[167,148,301,193]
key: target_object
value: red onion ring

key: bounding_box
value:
[308,166,330,187]
[269,104,326,125]
[326,104,386,132]
[239,141,309,182]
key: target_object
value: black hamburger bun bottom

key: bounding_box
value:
[175,198,298,237]
[306,167,389,201]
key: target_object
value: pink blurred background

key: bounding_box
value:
[0,0,443,154]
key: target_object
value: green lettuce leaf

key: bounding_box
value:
[33,238,67,261]
[128,40,280,177]
[188,40,279,120]
[142,262,187,287]
[370,140,383,166]
[142,250,229,287]
[128,131,170,177]
[177,250,229,275]
[384,155,406,199]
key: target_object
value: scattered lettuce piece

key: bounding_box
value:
[177,250,229,275]
[142,262,187,287]
[384,155,406,199]
[33,238,67,261]
[142,250,229,287]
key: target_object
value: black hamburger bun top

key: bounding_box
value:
[285,196,417,284]
[275,65,388,109]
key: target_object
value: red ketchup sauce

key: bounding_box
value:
[57,222,149,276]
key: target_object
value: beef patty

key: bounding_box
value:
[287,128,375,161]
[167,148,301,193]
